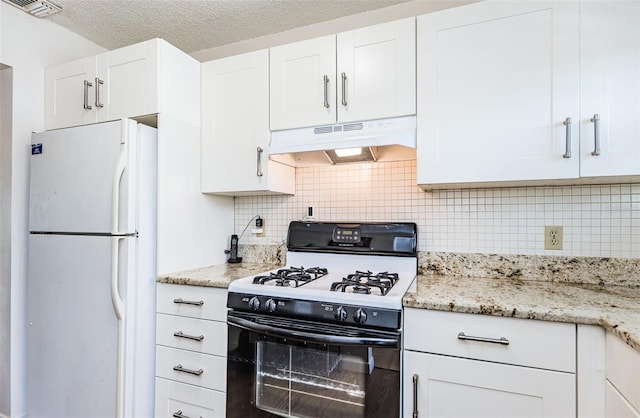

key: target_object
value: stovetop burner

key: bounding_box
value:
[252,266,328,288]
[330,271,400,296]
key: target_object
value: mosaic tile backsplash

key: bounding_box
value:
[234,160,640,258]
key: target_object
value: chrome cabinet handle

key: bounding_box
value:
[173,331,204,341]
[83,80,93,110]
[323,75,330,108]
[173,364,204,376]
[256,147,264,177]
[173,298,203,306]
[341,72,348,106]
[172,410,190,418]
[562,117,572,159]
[412,374,419,418]
[458,332,510,345]
[95,77,104,108]
[591,114,601,156]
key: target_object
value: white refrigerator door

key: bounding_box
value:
[30,119,138,234]
[27,234,128,418]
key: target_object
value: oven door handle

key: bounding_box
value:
[227,315,399,347]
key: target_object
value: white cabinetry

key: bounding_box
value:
[417,1,579,188]
[201,50,294,196]
[155,283,228,417]
[46,38,199,130]
[605,331,640,417]
[270,18,415,130]
[579,0,640,179]
[417,0,640,189]
[403,309,576,417]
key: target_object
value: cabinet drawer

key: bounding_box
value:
[156,345,226,391]
[606,332,640,412]
[157,283,227,321]
[156,378,226,418]
[404,309,576,373]
[157,313,227,356]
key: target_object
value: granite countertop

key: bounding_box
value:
[404,275,640,353]
[157,262,282,288]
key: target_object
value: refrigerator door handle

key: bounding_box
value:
[110,120,129,418]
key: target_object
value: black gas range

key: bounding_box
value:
[226,221,417,418]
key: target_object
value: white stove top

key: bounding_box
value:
[228,252,417,310]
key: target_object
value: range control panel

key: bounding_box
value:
[227,292,401,331]
[332,225,361,243]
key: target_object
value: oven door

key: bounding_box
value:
[227,311,401,418]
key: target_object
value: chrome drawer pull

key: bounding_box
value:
[591,114,601,156]
[94,77,104,108]
[173,331,205,341]
[173,298,204,306]
[256,146,264,177]
[341,72,348,106]
[458,332,510,345]
[173,364,204,376]
[83,80,93,110]
[173,410,199,418]
[323,75,330,108]
[562,117,572,158]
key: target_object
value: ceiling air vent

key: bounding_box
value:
[2,0,62,17]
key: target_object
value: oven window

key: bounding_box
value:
[256,341,369,417]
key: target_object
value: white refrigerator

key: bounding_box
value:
[27,119,157,418]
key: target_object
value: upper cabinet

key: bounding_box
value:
[269,18,416,131]
[45,39,200,130]
[417,1,580,188]
[201,50,295,196]
[579,0,640,179]
[417,0,640,189]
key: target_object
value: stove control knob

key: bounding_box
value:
[265,298,277,313]
[335,306,348,322]
[248,296,261,311]
[353,308,368,324]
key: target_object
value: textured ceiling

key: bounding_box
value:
[47,0,415,54]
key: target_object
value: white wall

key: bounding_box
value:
[0,4,105,416]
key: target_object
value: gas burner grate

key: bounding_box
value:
[252,266,328,288]
[330,271,399,296]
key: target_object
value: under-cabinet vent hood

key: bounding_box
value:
[269,116,416,157]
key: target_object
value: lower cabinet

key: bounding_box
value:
[404,352,575,418]
[403,309,576,418]
[155,283,228,418]
[156,378,226,418]
[606,331,640,417]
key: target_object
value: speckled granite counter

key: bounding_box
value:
[157,263,282,288]
[404,275,640,352]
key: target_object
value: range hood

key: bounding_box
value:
[269,116,416,165]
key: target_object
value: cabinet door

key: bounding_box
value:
[270,35,336,130]
[96,39,158,123]
[45,56,97,129]
[417,1,580,187]
[156,378,226,418]
[403,351,575,418]
[580,0,640,178]
[202,50,294,195]
[606,381,640,418]
[337,17,416,123]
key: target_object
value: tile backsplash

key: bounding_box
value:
[234,160,640,258]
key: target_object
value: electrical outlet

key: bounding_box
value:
[544,226,563,250]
